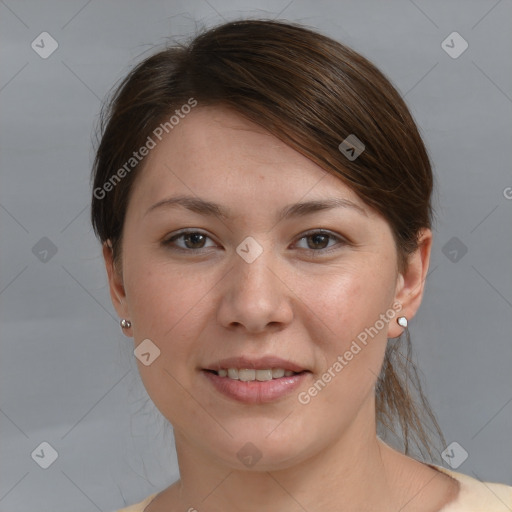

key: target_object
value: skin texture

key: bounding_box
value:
[103,106,459,511]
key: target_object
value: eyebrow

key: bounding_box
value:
[144,194,368,221]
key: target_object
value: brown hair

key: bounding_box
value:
[91,19,443,460]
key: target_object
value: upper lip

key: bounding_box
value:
[204,356,308,373]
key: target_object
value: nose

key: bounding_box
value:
[216,243,294,334]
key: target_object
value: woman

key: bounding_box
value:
[90,19,511,512]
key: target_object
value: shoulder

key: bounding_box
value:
[429,465,512,512]
[115,492,158,512]
[113,469,512,512]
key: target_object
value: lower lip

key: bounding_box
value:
[202,370,309,404]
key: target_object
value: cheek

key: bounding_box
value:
[126,257,208,339]
[123,254,213,386]
[299,261,395,397]
[293,271,391,432]
[299,261,396,346]
[124,259,213,421]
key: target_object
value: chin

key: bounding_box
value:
[202,427,316,472]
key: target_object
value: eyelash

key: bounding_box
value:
[162,229,348,256]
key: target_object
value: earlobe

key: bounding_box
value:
[102,240,129,318]
[389,229,432,337]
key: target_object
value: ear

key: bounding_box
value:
[103,240,132,337]
[388,229,432,338]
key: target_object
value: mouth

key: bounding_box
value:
[204,368,306,381]
[202,356,311,404]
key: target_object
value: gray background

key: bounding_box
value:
[1,1,511,511]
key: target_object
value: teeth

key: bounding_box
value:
[272,368,285,378]
[256,369,273,381]
[227,368,239,380]
[215,368,299,381]
[239,369,255,381]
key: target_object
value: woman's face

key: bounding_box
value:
[105,106,423,471]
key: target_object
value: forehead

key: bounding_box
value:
[152,106,321,174]
[127,105,369,218]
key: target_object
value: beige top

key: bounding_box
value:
[116,465,512,511]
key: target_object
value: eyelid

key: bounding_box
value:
[163,229,217,249]
[293,229,349,253]
[296,228,348,243]
[162,228,349,254]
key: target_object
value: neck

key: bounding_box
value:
[170,400,401,511]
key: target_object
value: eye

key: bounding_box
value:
[162,230,217,251]
[162,229,348,255]
[293,230,347,254]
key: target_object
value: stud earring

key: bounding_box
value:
[120,318,132,329]
[397,316,408,328]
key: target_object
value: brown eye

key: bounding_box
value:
[294,230,347,254]
[162,229,347,256]
[306,233,330,250]
[163,230,216,251]
[182,232,207,249]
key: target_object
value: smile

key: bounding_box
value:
[202,369,310,404]
[213,368,299,381]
